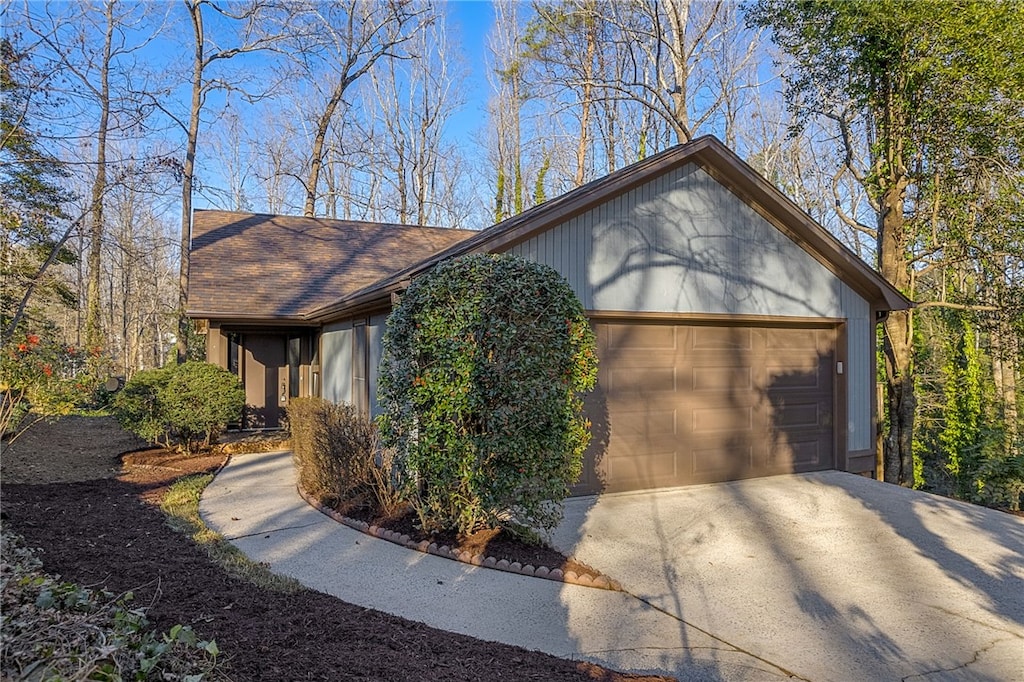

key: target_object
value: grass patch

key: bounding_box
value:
[160,474,303,594]
[69,406,112,417]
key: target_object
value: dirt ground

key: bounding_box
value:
[1,415,150,483]
[1,417,671,681]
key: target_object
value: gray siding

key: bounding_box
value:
[841,283,873,452]
[509,163,844,317]
[509,162,876,461]
[321,321,353,405]
[321,314,388,416]
[368,313,388,418]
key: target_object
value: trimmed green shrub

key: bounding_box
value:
[377,253,598,537]
[163,362,245,453]
[113,362,243,454]
[287,397,381,510]
[111,366,172,447]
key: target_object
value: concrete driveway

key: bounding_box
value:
[550,472,1024,681]
[202,451,1023,680]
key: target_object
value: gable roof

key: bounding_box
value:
[186,210,475,321]
[306,136,910,322]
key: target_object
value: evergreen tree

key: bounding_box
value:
[0,36,76,343]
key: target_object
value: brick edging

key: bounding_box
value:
[295,484,622,592]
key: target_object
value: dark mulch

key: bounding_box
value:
[339,504,607,582]
[1,417,673,681]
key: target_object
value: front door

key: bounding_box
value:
[242,334,286,429]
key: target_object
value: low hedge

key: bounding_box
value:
[113,361,244,454]
[287,397,379,510]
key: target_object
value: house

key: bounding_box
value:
[188,136,910,495]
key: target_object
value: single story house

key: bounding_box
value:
[187,136,910,495]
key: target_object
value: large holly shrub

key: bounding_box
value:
[113,362,244,454]
[377,254,598,537]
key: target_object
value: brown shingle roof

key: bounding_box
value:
[187,210,475,320]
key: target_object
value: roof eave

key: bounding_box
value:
[187,310,315,325]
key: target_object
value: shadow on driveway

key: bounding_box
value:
[552,472,1024,681]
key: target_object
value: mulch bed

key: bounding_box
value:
[326,500,611,586]
[1,417,673,681]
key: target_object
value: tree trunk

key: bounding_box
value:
[661,0,694,144]
[574,6,597,188]
[304,86,346,218]
[991,317,1019,455]
[84,1,114,368]
[878,178,915,485]
[178,1,204,365]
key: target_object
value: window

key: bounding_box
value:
[287,335,302,399]
[227,333,240,376]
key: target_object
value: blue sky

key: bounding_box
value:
[440,1,498,147]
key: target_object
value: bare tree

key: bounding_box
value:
[366,14,468,226]
[276,0,428,218]
[22,0,165,368]
[521,0,764,159]
[166,0,284,363]
[488,0,530,221]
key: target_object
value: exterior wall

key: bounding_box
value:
[368,313,388,418]
[319,313,389,416]
[509,163,846,317]
[321,320,353,405]
[840,283,873,454]
[508,162,876,469]
[205,323,228,367]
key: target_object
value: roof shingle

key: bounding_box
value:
[186,211,475,319]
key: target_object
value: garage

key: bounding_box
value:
[577,320,837,494]
[192,137,909,495]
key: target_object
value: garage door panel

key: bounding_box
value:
[604,451,677,488]
[766,364,824,389]
[766,329,810,350]
[771,402,822,428]
[691,326,752,350]
[770,438,827,469]
[691,442,753,476]
[581,321,836,494]
[692,406,753,433]
[608,367,675,393]
[608,408,677,441]
[606,324,677,350]
[692,366,753,391]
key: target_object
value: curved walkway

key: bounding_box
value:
[200,449,1024,681]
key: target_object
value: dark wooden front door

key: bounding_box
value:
[242,334,286,429]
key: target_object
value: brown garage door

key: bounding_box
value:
[575,321,836,494]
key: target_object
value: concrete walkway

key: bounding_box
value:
[200,450,1024,681]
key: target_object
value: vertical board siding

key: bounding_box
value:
[507,162,879,464]
[320,321,352,405]
[510,163,845,319]
[841,283,873,452]
[368,313,388,418]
